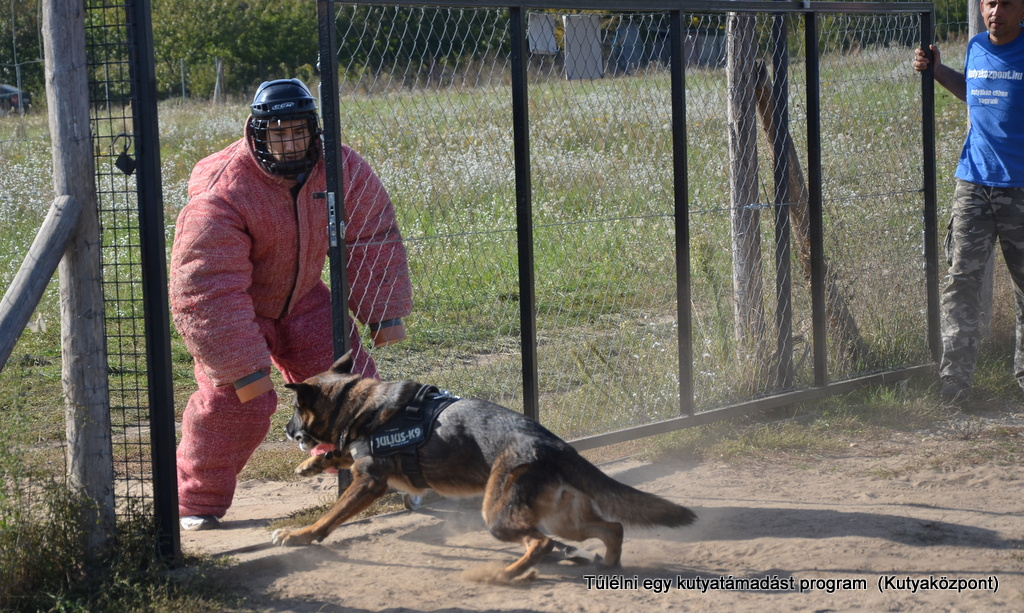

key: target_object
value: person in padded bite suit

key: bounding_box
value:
[170,78,412,531]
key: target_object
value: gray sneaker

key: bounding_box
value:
[180,515,220,531]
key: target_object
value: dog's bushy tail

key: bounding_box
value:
[560,452,696,528]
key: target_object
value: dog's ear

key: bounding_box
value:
[329,350,354,375]
[285,381,318,404]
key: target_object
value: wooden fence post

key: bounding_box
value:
[727,13,769,360]
[43,0,116,553]
[753,61,868,365]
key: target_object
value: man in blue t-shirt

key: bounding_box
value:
[913,0,1024,400]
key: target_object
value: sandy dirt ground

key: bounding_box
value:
[181,409,1024,612]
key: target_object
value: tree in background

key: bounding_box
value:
[152,0,316,100]
[0,0,44,107]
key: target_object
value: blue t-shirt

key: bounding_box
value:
[955,31,1024,187]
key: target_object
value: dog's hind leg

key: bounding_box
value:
[540,487,624,567]
[502,532,555,580]
[585,518,624,568]
[480,459,556,580]
[483,508,555,580]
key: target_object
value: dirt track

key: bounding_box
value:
[182,409,1024,612]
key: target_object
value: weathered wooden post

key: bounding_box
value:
[727,13,768,360]
[43,0,116,552]
[753,61,868,366]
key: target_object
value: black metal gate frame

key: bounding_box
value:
[314,0,940,452]
[109,0,179,563]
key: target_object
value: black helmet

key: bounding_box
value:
[248,78,321,176]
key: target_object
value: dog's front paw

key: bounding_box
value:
[272,527,317,546]
[271,527,289,545]
[294,456,326,477]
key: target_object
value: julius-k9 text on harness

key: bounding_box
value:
[349,384,459,488]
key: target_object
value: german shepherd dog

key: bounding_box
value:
[272,351,696,582]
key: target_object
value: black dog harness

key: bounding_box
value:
[348,384,459,489]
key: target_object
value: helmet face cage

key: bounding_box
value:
[249,112,321,176]
[248,79,322,176]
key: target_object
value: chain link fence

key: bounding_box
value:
[329,3,938,444]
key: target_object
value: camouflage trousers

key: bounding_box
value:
[940,179,1024,389]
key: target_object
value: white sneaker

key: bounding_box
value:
[180,515,220,531]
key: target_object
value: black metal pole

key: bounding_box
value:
[804,8,828,387]
[509,6,539,421]
[317,0,351,361]
[127,0,180,565]
[317,1,353,495]
[771,11,794,388]
[920,9,940,364]
[669,9,693,416]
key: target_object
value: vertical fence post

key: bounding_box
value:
[771,10,794,388]
[213,57,223,104]
[670,9,693,416]
[317,0,355,495]
[804,7,828,387]
[126,0,181,564]
[317,0,351,362]
[974,0,993,344]
[510,6,540,421]
[726,12,767,357]
[920,8,940,363]
[42,0,115,554]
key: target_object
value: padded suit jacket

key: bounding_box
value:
[169,123,413,387]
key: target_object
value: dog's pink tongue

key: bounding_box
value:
[310,443,337,455]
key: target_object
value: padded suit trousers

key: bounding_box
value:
[176,283,377,518]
